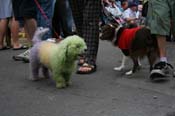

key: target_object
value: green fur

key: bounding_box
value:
[48,35,87,88]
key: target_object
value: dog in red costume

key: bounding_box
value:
[100,23,158,75]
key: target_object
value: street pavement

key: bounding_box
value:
[0,40,175,116]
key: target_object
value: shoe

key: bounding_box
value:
[150,61,174,81]
[12,49,30,63]
[76,63,96,74]
[12,45,28,50]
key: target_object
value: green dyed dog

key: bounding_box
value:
[30,31,87,88]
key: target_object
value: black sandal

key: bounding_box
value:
[76,63,96,74]
[0,46,10,51]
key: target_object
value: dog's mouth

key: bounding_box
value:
[78,48,87,56]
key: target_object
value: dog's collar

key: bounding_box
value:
[113,24,122,43]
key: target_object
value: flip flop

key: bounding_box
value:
[12,45,28,50]
[0,46,10,51]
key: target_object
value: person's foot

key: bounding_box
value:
[12,45,28,50]
[12,49,30,63]
[76,63,96,74]
[150,61,174,81]
[0,46,10,51]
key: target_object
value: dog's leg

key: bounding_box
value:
[53,71,66,88]
[63,73,72,87]
[114,55,127,71]
[30,60,41,81]
[42,66,50,79]
[132,57,140,73]
[125,57,139,76]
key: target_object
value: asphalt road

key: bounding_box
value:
[0,41,175,116]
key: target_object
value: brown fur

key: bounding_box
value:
[100,23,159,72]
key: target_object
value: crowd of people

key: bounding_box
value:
[0,0,175,81]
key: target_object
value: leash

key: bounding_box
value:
[33,0,61,40]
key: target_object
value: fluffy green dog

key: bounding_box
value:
[30,33,87,88]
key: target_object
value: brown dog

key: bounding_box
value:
[100,23,159,75]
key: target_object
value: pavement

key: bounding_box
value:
[0,40,175,116]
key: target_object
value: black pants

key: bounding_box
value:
[12,0,37,20]
[69,0,101,65]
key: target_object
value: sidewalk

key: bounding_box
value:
[0,40,175,116]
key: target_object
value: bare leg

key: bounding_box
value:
[0,19,8,48]
[12,18,37,62]
[24,18,37,43]
[157,35,167,58]
[10,17,20,48]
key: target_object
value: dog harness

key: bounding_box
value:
[118,27,141,49]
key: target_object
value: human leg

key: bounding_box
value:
[147,0,174,80]
[24,18,37,41]
[10,17,27,49]
[157,35,167,60]
[0,19,8,49]
[10,17,20,48]
[12,0,37,62]
[69,0,84,37]
[76,0,101,74]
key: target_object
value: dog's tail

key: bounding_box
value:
[32,27,49,44]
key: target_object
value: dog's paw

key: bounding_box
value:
[56,83,66,89]
[113,66,124,71]
[125,70,133,76]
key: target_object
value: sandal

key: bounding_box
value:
[76,63,96,74]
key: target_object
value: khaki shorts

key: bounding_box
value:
[147,0,175,36]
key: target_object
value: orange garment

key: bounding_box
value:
[118,27,141,49]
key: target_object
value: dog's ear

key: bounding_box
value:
[59,43,69,63]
